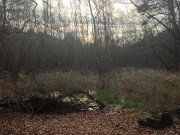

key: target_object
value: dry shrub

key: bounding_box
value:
[34,71,98,95]
[0,76,15,99]
[141,82,180,111]
[112,67,180,111]
[17,68,180,111]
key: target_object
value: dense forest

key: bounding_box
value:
[0,0,180,134]
[1,0,180,75]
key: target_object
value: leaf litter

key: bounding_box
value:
[0,108,179,135]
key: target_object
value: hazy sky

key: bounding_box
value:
[36,0,133,14]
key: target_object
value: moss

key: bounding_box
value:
[93,89,121,105]
[123,97,141,108]
[146,116,161,121]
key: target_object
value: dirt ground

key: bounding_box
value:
[0,109,179,135]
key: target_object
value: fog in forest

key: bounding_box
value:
[0,0,180,134]
[1,0,180,73]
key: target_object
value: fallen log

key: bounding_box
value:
[0,90,106,114]
[138,113,173,129]
[57,90,106,109]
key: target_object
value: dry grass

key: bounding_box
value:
[36,71,98,92]
[28,67,179,111]
[0,73,15,99]
[112,67,180,111]
[1,67,180,111]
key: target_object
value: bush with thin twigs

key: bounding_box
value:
[16,68,180,112]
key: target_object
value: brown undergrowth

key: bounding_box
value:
[1,68,180,112]
[0,68,180,134]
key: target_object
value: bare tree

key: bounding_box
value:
[130,0,180,71]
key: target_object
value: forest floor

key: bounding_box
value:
[0,108,179,135]
[0,69,180,135]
